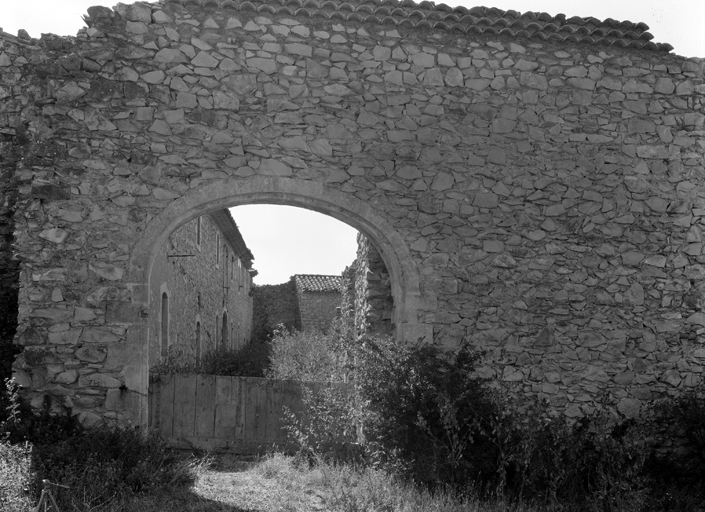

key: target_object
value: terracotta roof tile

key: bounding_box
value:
[295,274,343,293]
[163,0,673,52]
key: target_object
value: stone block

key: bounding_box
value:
[81,328,120,344]
[617,398,641,419]
[75,346,108,363]
[48,329,81,345]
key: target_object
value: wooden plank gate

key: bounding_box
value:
[148,373,350,452]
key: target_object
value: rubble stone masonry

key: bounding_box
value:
[147,212,253,366]
[1,0,704,426]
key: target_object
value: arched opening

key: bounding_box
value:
[127,176,429,427]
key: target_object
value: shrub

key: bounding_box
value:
[266,324,350,382]
[268,324,705,510]
[0,379,198,511]
[32,427,196,510]
[0,378,80,445]
[284,383,362,462]
[640,383,705,510]
[280,332,660,509]
[150,341,270,377]
[505,406,650,509]
[350,336,502,490]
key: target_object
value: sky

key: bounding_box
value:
[3,1,703,284]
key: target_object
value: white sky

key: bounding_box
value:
[3,1,703,284]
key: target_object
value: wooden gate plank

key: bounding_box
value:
[269,380,284,443]
[195,374,216,438]
[233,377,245,439]
[173,374,197,437]
[157,373,175,437]
[244,378,263,442]
[214,376,237,439]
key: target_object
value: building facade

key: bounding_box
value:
[148,210,254,365]
[294,275,343,332]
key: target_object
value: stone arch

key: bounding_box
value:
[126,175,429,427]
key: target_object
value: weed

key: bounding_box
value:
[0,440,33,512]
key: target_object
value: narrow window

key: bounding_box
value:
[216,234,220,266]
[197,292,202,309]
[196,216,202,246]
[195,322,201,362]
[215,314,219,346]
[160,292,169,357]
[222,312,229,348]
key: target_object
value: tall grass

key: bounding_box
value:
[0,441,33,512]
[0,379,202,512]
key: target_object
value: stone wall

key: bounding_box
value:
[298,291,341,332]
[148,212,253,365]
[251,279,300,336]
[0,124,21,381]
[1,0,704,425]
[294,275,343,332]
[353,234,395,336]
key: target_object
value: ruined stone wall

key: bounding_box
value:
[148,213,253,365]
[297,290,341,332]
[1,0,704,425]
[351,234,395,336]
[340,263,358,331]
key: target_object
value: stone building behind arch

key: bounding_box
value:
[148,209,254,366]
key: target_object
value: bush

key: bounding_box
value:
[0,379,81,446]
[150,341,270,377]
[0,380,198,511]
[266,323,351,382]
[32,427,196,510]
[351,336,502,490]
[284,383,362,462]
[278,332,665,509]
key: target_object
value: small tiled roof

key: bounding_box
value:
[163,0,673,52]
[295,274,343,293]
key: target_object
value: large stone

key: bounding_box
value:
[617,398,641,419]
[259,159,292,176]
[75,346,108,363]
[39,228,69,244]
[81,328,120,343]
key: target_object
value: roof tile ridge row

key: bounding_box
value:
[165,0,650,30]
[162,0,671,51]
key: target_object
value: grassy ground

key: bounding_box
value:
[106,452,547,512]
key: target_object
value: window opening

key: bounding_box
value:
[195,321,201,361]
[222,312,229,348]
